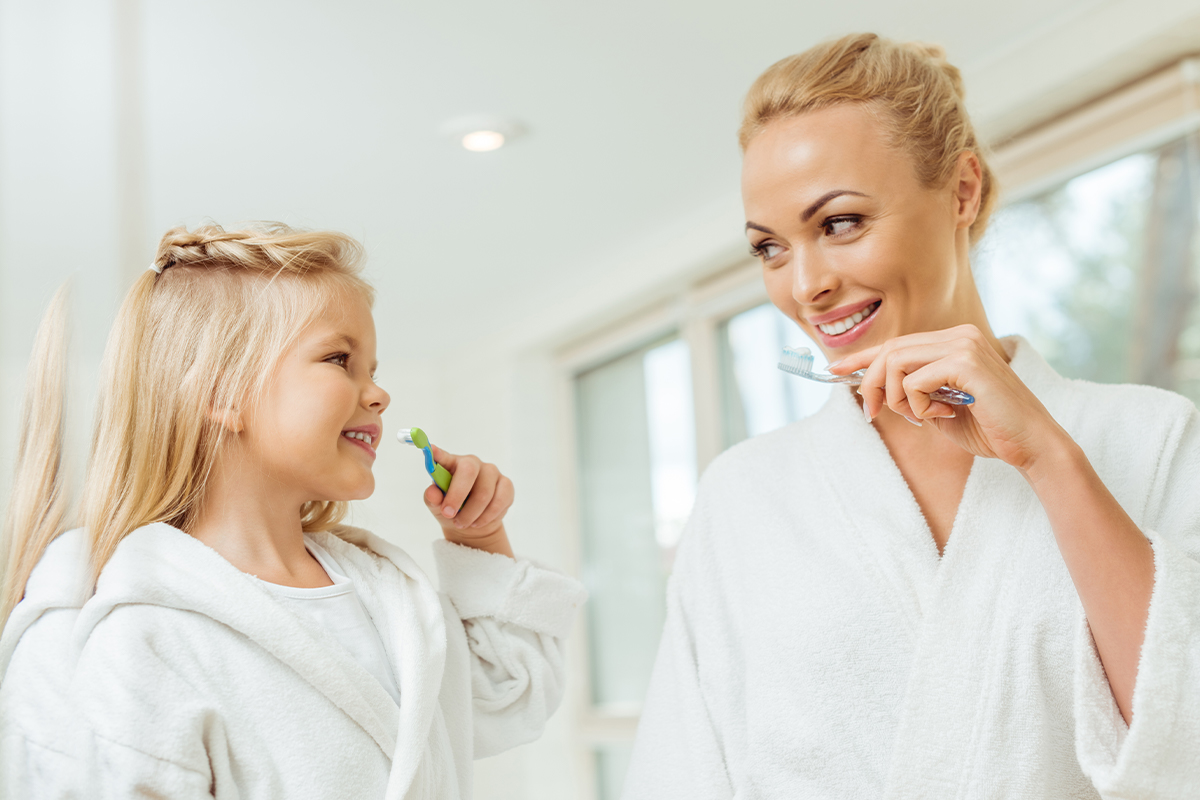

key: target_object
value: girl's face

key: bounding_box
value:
[242,290,390,503]
[741,103,977,358]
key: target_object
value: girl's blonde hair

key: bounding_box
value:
[740,32,998,244]
[2,223,373,622]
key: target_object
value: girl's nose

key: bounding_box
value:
[366,381,390,414]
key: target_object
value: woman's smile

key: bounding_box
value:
[810,299,881,347]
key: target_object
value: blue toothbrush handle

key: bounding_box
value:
[930,386,974,406]
[846,369,974,405]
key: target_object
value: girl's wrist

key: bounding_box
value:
[443,525,514,559]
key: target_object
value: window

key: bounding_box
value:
[977,134,1200,403]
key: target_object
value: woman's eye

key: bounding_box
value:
[750,241,784,261]
[823,216,863,237]
[326,353,349,368]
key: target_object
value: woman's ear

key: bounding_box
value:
[208,406,243,434]
[953,150,983,230]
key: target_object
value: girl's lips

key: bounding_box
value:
[343,436,377,460]
[814,301,880,348]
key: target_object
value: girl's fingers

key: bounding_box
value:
[423,483,445,509]
[428,444,457,471]
[440,455,480,518]
[454,463,499,528]
[471,476,515,529]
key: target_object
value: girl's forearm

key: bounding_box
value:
[1023,437,1155,725]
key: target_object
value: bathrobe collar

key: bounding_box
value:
[74,522,448,774]
[805,335,1062,624]
[0,527,90,680]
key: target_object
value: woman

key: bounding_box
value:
[624,34,1199,799]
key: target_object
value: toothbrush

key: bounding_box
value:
[398,427,453,491]
[777,346,975,405]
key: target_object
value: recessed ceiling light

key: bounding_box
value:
[440,115,526,152]
[461,130,505,152]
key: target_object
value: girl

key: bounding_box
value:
[625,34,1200,799]
[0,224,585,799]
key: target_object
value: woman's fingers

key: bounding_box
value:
[857,334,983,423]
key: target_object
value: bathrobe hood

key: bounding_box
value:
[0,527,91,800]
[0,527,90,679]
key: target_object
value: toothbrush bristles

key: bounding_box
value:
[777,345,816,377]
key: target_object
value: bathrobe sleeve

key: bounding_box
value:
[622,489,735,800]
[1075,402,1200,799]
[433,540,587,759]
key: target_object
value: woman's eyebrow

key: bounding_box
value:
[800,190,868,222]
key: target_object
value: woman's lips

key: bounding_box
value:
[813,301,880,348]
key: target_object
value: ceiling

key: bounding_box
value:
[9,0,1200,360]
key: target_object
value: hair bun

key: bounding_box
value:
[906,41,966,100]
[151,225,256,273]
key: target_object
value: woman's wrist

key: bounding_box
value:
[1019,424,1087,490]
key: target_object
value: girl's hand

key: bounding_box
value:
[422,445,515,557]
[829,325,1072,473]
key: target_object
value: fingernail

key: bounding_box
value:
[855,387,863,396]
[443,506,456,517]
[828,359,842,369]
[904,415,923,427]
[863,403,873,424]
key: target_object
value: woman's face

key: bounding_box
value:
[742,104,977,357]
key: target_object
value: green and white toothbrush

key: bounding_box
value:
[399,427,452,492]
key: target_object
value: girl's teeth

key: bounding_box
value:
[344,431,373,445]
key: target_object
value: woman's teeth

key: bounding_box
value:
[343,431,373,446]
[818,302,879,335]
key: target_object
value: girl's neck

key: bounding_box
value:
[188,449,332,588]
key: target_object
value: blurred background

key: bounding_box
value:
[4,1,1200,797]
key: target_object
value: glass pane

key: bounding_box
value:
[718,302,831,448]
[574,336,697,708]
[976,135,1200,404]
[594,743,634,800]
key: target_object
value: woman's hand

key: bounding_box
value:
[829,324,1071,473]
[422,445,515,558]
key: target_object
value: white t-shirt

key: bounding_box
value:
[255,537,401,707]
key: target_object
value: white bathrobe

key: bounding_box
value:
[0,528,91,800]
[623,337,1200,800]
[69,523,585,800]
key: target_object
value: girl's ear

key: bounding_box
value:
[208,406,244,434]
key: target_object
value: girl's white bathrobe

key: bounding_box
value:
[624,337,1200,800]
[70,523,585,800]
[0,528,90,800]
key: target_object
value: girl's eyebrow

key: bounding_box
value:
[317,333,359,350]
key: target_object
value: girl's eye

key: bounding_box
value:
[326,353,349,368]
[749,241,784,261]
[823,215,863,237]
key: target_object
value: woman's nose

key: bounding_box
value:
[792,250,839,305]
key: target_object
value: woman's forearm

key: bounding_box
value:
[1023,437,1155,725]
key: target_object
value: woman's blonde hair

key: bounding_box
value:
[740,32,998,243]
[2,223,373,622]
